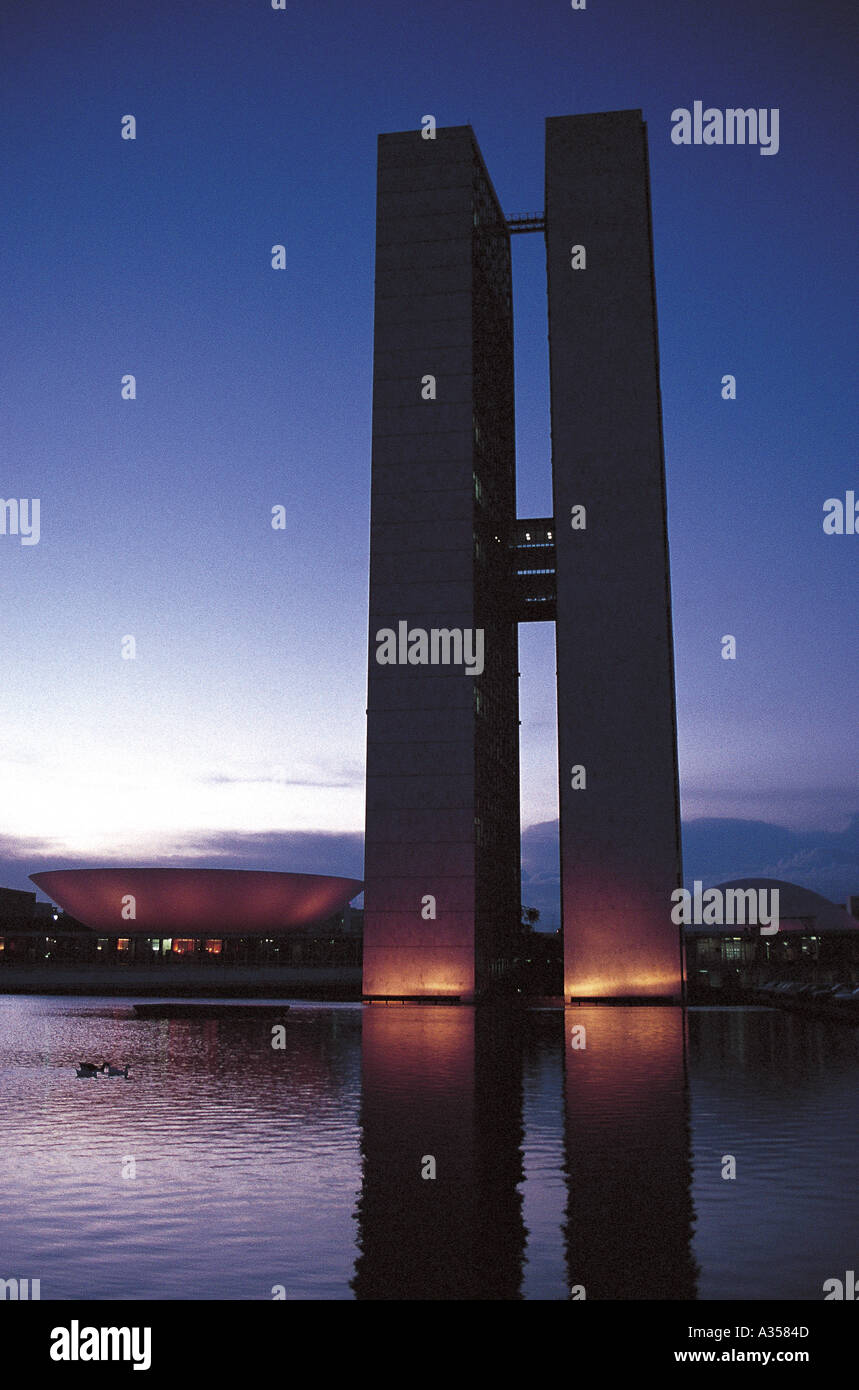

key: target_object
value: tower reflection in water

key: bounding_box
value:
[352,1005,526,1300]
[353,1003,698,1300]
[563,1006,698,1299]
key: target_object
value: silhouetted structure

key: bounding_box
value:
[364,112,683,1002]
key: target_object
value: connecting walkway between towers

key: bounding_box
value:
[505,213,546,234]
[511,518,556,622]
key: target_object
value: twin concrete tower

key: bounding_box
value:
[363,111,684,1004]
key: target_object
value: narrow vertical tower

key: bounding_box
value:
[363,126,520,1002]
[546,111,684,1000]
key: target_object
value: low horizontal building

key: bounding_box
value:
[0,869,364,996]
[685,878,859,1001]
[4,870,857,1004]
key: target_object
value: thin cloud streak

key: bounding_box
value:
[5,817,857,927]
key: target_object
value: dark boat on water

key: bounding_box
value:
[133,1003,291,1019]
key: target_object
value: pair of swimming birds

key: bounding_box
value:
[76,1062,131,1078]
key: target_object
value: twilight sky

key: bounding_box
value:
[1,0,856,903]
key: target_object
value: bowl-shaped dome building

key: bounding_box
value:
[29,868,363,934]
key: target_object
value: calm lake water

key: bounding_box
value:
[0,997,856,1300]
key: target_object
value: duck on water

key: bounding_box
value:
[75,1062,131,1078]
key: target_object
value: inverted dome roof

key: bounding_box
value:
[29,868,363,935]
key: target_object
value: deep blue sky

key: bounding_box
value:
[1,0,856,911]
